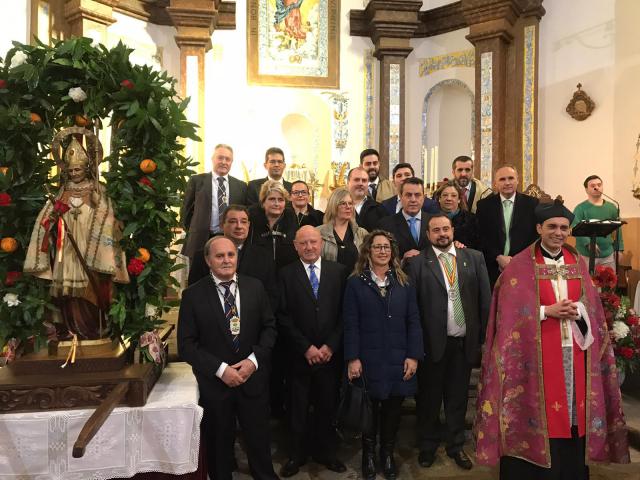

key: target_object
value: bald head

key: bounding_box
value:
[204,236,237,280]
[294,226,323,264]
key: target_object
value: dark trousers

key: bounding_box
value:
[289,363,340,461]
[417,336,471,455]
[200,389,277,480]
[499,427,589,480]
[367,396,404,448]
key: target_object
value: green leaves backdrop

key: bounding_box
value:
[0,37,198,352]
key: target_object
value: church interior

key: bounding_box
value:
[3,0,640,478]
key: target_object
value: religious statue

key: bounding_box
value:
[24,127,129,341]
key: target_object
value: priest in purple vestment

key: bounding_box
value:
[474,200,629,479]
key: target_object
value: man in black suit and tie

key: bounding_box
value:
[178,236,278,480]
[378,177,430,261]
[187,205,278,308]
[277,226,347,477]
[406,214,491,471]
[475,164,539,285]
[247,147,293,205]
[181,144,248,260]
[348,166,388,232]
[451,156,489,213]
[381,163,440,216]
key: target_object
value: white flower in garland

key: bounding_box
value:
[612,320,630,341]
[2,293,21,307]
[10,51,28,69]
[68,87,87,103]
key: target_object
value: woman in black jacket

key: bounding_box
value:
[343,230,424,480]
[434,180,480,250]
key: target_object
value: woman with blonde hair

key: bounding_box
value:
[316,187,368,274]
[248,179,299,270]
[343,230,424,480]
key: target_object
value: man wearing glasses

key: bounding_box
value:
[289,180,324,227]
[247,147,293,205]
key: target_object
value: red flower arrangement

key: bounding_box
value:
[120,79,135,90]
[593,266,640,377]
[127,257,145,276]
[138,176,153,189]
[4,271,21,286]
[0,79,7,89]
[0,192,11,206]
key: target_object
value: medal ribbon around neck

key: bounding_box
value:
[438,253,457,289]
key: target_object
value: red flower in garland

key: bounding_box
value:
[628,315,640,326]
[593,265,617,289]
[0,192,11,206]
[620,347,634,360]
[0,79,7,89]
[120,79,135,90]
[127,257,145,276]
[138,176,153,189]
[53,200,70,214]
[4,271,21,286]
[600,291,621,310]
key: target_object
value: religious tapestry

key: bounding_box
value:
[247,0,339,88]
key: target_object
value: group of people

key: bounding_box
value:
[177,144,629,480]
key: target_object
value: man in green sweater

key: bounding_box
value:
[572,175,623,271]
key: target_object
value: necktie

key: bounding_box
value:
[439,253,465,327]
[465,188,470,203]
[308,264,319,299]
[219,280,239,352]
[408,216,419,245]
[217,177,227,228]
[502,199,513,256]
[369,182,377,200]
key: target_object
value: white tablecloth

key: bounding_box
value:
[0,362,202,480]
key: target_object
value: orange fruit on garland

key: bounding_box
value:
[30,112,42,123]
[136,247,151,263]
[140,159,157,174]
[0,167,8,176]
[74,114,91,127]
[1,237,18,253]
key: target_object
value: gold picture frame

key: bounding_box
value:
[247,0,340,88]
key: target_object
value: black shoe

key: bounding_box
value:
[280,459,305,477]
[362,454,377,480]
[380,450,397,479]
[314,457,346,473]
[418,450,436,468]
[448,450,473,470]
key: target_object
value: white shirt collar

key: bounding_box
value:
[301,258,322,271]
[402,210,422,221]
[210,272,237,285]
[212,173,229,182]
[500,193,515,203]
[268,176,283,184]
[370,270,388,286]
[432,243,457,258]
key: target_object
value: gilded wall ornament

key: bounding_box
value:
[566,83,595,121]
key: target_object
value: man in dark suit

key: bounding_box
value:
[277,226,347,477]
[247,147,293,205]
[187,205,278,308]
[348,166,388,231]
[178,236,278,480]
[475,164,539,285]
[406,213,491,471]
[378,177,430,261]
[181,144,248,260]
[451,156,489,213]
[289,180,324,227]
[381,163,440,215]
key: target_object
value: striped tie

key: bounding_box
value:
[439,253,465,327]
[219,280,239,352]
[217,177,227,228]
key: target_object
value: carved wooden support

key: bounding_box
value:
[167,0,217,50]
[64,0,118,37]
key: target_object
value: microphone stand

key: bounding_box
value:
[601,192,621,274]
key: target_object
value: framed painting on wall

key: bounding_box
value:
[247,0,340,88]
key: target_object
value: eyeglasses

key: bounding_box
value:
[338,201,354,208]
[291,190,309,197]
[371,244,391,252]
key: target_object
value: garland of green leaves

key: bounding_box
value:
[0,38,197,353]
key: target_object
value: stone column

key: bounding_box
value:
[167,0,216,173]
[462,0,544,188]
[350,0,421,178]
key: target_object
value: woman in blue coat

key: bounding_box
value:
[343,229,424,480]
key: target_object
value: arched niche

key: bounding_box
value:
[421,79,474,192]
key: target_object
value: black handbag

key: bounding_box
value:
[336,373,373,433]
